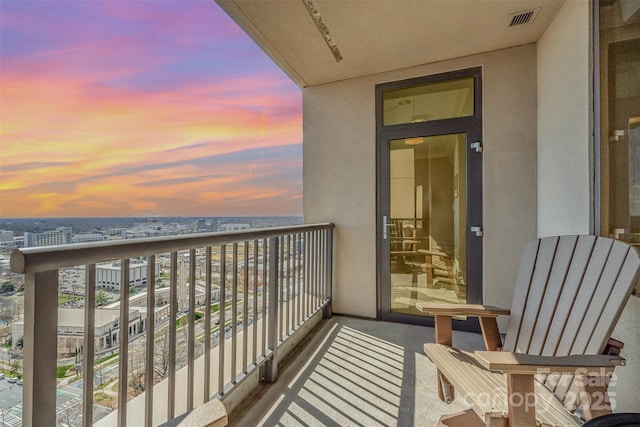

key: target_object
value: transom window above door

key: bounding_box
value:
[382,77,475,126]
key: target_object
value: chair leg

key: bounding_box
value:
[435,316,455,403]
[438,371,455,403]
[578,375,612,420]
[506,373,536,427]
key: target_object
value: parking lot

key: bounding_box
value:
[0,376,22,409]
[0,375,23,427]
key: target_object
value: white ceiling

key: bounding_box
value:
[217,0,565,88]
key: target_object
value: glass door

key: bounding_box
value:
[376,69,482,327]
[387,134,468,314]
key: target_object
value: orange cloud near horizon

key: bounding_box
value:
[0,2,303,218]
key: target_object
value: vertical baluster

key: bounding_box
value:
[261,238,267,356]
[279,236,284,342]
[204,247,212,400]
[316,231,321,310]
[218,245,226,395]
[286,234,291,335]
[118,258,130,427]
[299,233,304,324]
[263,236,279,382]
[144,255,156,427]
[187,249,196,410]
[231,243,238,384]
[252,240,258,365]
[309,231,318,316]
[168,252,178,420]
[293,234,299,329]
[242,241,249,374]
[83,264,96,427]
[307,231,311,315]
[320,231,325,305]
[307,231,315,318]
[324,228,333,318]
[297,233,302,326]
[22,270,58,426]
[300,232,309,323]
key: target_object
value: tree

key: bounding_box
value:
[154,327,171,380]
[1,281,15,295]
[57,404,81,427]
[95,360,109,392]
[128,343,145,396]
[0,297,19,325]
[129,285,138,295]
[95,290,109,306]
[9,358,20,377]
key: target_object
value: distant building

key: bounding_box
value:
[72,233,107,244]
[12,308,143,356]
[197,218,215,233]
[107,285,218,319]
[0,230,14,241]
[96,260,160,292]
[219,223,251,232]
[24,227,72,248]
[106,228,127,237]
[0,239,21,251]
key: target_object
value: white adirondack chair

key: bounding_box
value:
[417,235,640,427]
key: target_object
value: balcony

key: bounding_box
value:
[227,315,486,426]
[8,223,334,426]
[7,222,640,427]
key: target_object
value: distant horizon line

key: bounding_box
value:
[0,215,304,220]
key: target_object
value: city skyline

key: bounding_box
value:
[0,1,303,218]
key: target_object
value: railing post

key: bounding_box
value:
[22,270,58,427]
[263,236,279,382]
[83,264,96,427]
[323,228,333,319]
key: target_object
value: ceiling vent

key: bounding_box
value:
[508,8,541,27]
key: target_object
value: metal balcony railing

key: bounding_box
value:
[9,223,334,427]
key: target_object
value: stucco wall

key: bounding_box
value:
[304,44,538,319]
[537,0,592,237]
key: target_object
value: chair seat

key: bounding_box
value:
[424,343,581,427]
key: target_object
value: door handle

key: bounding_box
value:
[383,216,393,240]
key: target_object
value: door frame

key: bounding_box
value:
[375,67,483,330]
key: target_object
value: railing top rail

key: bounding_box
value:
[10,223,334,274]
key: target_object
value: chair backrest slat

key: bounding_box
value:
[578,246,640,354]
[554,237,615,356]
[502,239,541,353]
[527,235,578,355]
[504,236,640,358]
[514,236,559,354]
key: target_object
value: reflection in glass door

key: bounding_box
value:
[388,134,467,315]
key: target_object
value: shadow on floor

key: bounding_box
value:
[229,316,485,427]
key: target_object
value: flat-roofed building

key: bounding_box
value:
[12,308,143,356]
[24,227,72,248]
[96,260,160,291]
[72,233,107,244]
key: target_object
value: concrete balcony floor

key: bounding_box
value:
[230,315,485,426]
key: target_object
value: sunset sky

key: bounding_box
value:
[0,1,302,218]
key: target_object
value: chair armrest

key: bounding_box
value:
[475,351,625,375]
[415,302,510,317]
[417,249,449,257]
[603,337,624,355]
